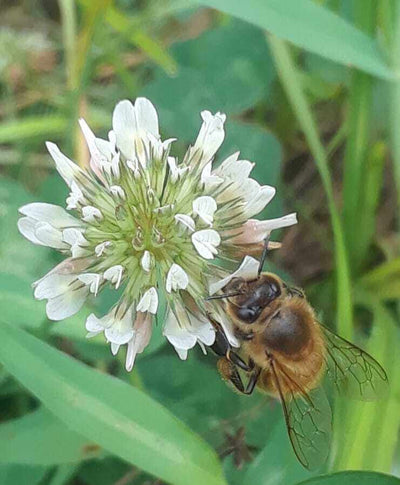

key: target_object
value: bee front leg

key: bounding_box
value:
[208,312,253,372]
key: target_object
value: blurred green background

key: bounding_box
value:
[1,1,400,484]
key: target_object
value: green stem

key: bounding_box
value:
[342,0,376,275]
[267,35,353,339]
[390,2,400,208]
[58,0,78,90]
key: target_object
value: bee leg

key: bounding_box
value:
[210,324,231,357]
[218,358,261,395]
[243,367,261,395]
[208,317,253,371]
[217,357,246,393]
[227,349,253,372]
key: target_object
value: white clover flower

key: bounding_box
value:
[18,97,297,369]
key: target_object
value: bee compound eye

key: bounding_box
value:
[236,306,261,324]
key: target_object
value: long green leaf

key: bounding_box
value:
[0,321,227,485]
[196,0,394,79]
[296,471,400,485]
[342,0,376,275]
[0,408,100,465]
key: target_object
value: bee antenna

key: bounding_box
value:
[205,292,243,301]
[258,234,271,276]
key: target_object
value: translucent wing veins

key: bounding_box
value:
[270,357,331,470]
[321,324,388,401]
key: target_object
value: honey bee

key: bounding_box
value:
[207,247,388,470]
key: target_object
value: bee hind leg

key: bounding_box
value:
[218,357,246,393]
[217,358,260,395]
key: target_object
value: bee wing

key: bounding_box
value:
[321,324,389,401]
[270,358,331,470]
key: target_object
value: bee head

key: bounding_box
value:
[224,273,282,324]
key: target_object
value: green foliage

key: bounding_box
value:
[0,408,100,465]
[196,0,393,79]
[0,320,227,485]
[297,471,400,485]
[1,1,400,484]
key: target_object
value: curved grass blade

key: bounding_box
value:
[0,320,227,485]
[196,0,393,80]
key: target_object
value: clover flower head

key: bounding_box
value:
[18,97,296,369]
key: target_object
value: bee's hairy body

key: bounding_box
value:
[210,266,388,470]
[223,273,326,397]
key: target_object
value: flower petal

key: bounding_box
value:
[78,273,102,296]
[85,313,108,334]
[192,196,217,226]
[174,214,195,232]
[34,273,77,300]
[174,348,188,360]
[78,118,108,176]
[228,214,298,245]
[167,157,189,183]
[66,181,85,210]
[19,202,81,228]
[62,228,90,258]
[244,185,276,218]
[46,142,83,187]
[137,287,158,314]
[141,250,152,272]
[191,229,221,259]
[104,265,124,289]
[95,241,111,257]
[82,205,103,223]
[163,306,215,353]
[200,162,224,190]
[125,312,153,371]
[112,98,159,161]
[18,217,45,245]
[109,185,126,200]
[134,97,160,138]
[165,263,189,293]
[218,152,254,181]
[209,255,260,295]
[45,285,88,321]
[35,222,67,249]
[163,311,197,351]
[104,305,135,345]
[192,110,226,167]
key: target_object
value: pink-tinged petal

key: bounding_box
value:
[78,118,107,177]
[226,213,298,245]
[125,312,153,371]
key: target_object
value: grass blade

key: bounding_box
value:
[196,0,393,79]
[0,320,227,485]
[267,35,353,339]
